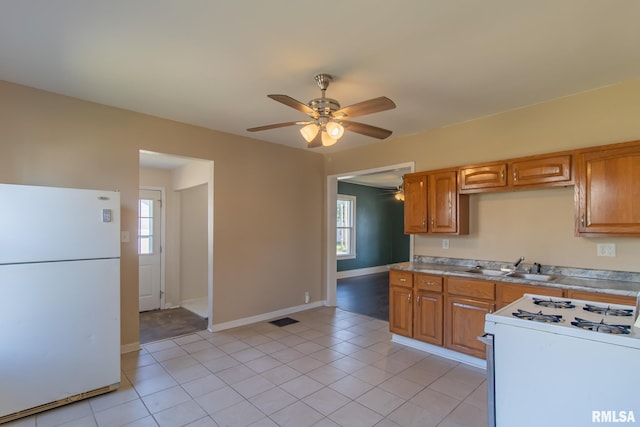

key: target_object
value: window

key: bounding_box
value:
[138,198,154,255]
[337,195,356,259]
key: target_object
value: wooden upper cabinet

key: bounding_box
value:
[460,154,573,193]
[430,171,463,234]
[460,163,507,192]
[509,154,572,188]
[575,141,640,236]
[403,173,428,233]
[404,170,469,235]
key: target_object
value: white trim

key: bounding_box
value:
[336,265,389,279]
[391,334,487,370]
[336,194,356,259]
[210,301,326,332]
[326,162,415,308]
[120,342,141,354]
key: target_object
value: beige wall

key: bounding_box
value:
[180,183,208,302]
[0,80,325,349]
[326,78,640,272]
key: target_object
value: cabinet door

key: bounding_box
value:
[415,291,443,345]
[459,163,507,192]
[445,296,494,359]
[509,154,572,188]
[429,171,458,233]
[565,290,636,306]
[403,174,428,233]
[576,143,640,236]
[389,285,413,337]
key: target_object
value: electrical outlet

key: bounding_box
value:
[442,239,449,249]
[597,243,616,257]
[304,291,310,304]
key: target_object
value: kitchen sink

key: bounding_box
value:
[464,268,507,276]
[506,272,555,282]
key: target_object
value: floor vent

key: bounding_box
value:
[269,317,299,327]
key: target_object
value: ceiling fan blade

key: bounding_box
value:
[246,121,302,132]
[308,132,323,148]
[333,96,396,119]
[268,94,317,117]
[342,120,393,139]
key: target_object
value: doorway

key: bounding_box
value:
[138,188,163,312]
[326,162,414,310]
[139,150,214,337]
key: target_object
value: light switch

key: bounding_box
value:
[121,231,130,243]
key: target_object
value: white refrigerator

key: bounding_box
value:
[0,184,121,423]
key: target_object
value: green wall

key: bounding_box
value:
[337,182,410,272]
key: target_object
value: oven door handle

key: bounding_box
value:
[478,333,495,427]
[477,333,492,345]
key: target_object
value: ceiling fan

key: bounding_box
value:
[247,73,396,148]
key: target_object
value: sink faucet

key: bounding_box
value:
[502,256,525,272]
[513,256,525,270]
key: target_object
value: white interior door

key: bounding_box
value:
[138,189,162,312]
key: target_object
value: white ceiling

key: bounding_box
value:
[2,1,640,155]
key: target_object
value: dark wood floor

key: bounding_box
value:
[337,271,389,321]
[139,307,208,344]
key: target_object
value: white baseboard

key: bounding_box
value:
[210,300,326,332]
[391,334,486,370]
[336,265,389,279]
[121,342,141,354]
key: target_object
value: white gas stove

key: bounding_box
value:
[483,293,640,427]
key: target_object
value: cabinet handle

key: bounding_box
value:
[427,281,435,286]
[513,169,517,182]
[407,293,411,303]
[431,218,435,228]
[501,169,505,181]
[399,278,406,282]
[417,295,421,305]
[581,214,585,226]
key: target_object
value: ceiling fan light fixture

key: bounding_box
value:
[321,131,338,147]
[300,123,319,142]
[325,121,344,140]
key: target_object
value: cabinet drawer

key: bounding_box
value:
[389,270,413,287]
[415,273,443,292]
[498,283,563,308]
[566,290,637,306]
[446,277,495,300]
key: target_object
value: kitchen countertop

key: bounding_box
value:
[390,256,640,298]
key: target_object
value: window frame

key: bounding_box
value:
[336,194,356,260]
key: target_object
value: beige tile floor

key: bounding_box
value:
[7,307,487,427]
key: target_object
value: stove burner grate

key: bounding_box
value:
[513,309,564,323]
[533,298,575,309]
[582,304,633,317]
[570,317,631,334]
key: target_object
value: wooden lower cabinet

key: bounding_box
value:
[389,273,444,346]
[444,277,495,359]
[565,289,637,306]
[414,291,443,345]
[444,295,494,359]
[389,285,413,336]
